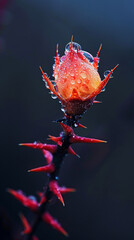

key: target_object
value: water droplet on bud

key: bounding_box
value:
[61,108,65,113]
[104,70,113,78]
[101,87,105,92]
[70,72,74,77]
[77,79,81,84]
[51,94,57,99]
[82,51,94,64]
[65,42,82,52]
[45,81,49,89]
[80,72,87,79]
[71,80,75,85]
[53,64,55,70]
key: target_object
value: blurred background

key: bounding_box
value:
[0,0,134,239]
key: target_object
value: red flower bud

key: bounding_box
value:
[40,37,118,116]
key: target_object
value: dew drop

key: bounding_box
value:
[71,80,75,85]
[53,64,55,70]
[80,72,87,79]
[104,70,113,78]
[55,75,58,80]
[45,81,49,89]
[61,108,65,113]
[82,51,94,64]
[51,94,57,99]
[70,72,74,77]
[29,196,36,201]
[77,79,81,84]
[101,87,105,92]
[53,82,56,87]
[65,42,82,52]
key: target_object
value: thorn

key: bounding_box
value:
[60,122,73,135]
[8,189,38,212]
[56,44,59,57]
[96,43,102,58]
[19,213,31,235]
[49,180,65,206]
[48,135,62,146]
[93,100,102,104]
[70,35,73,49]
[28,164,55,173]
[77,123,87,129]
[70,135,107,144]
[41,149,53,164]
[40,195,47,205]
[40,66,63,101]
[68,146,80,158]
[59,187,76,194]
[42,212,68,237]
[87,64,119,100]
[20,142,57,154]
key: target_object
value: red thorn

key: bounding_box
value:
[8,189,38,212]
[77,45,79,53]
[70,35,73,50]
[41,149,53,164]
[37,192,47,205]
[70,135,107,144]
[68,146,80,158]
[48,135,62,146]
[96,43,102,58]
[19,213,31,234]
[42,212,68,237]
[40,195,47,205]
[60,122,73,135]
[40,66,63,101]
[49,180,65,206]
[93,100,102,104]
[19,142,57,154]
[87,64,119,100]
[56,44,59,57]
[77,123,87,129]
[59,187,76,194]
[28,164,55,173]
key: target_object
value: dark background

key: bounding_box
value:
[0,0,134,239]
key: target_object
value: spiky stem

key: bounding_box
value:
[26,126,72,239]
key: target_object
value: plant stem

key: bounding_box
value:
[26,131,72,240]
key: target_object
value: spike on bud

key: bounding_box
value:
[88,64,119,100]
[28,164,55,173]
[96,43,102,58]
[49,180,65,206]
[42,212,68,237]
[8,189,38,212]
